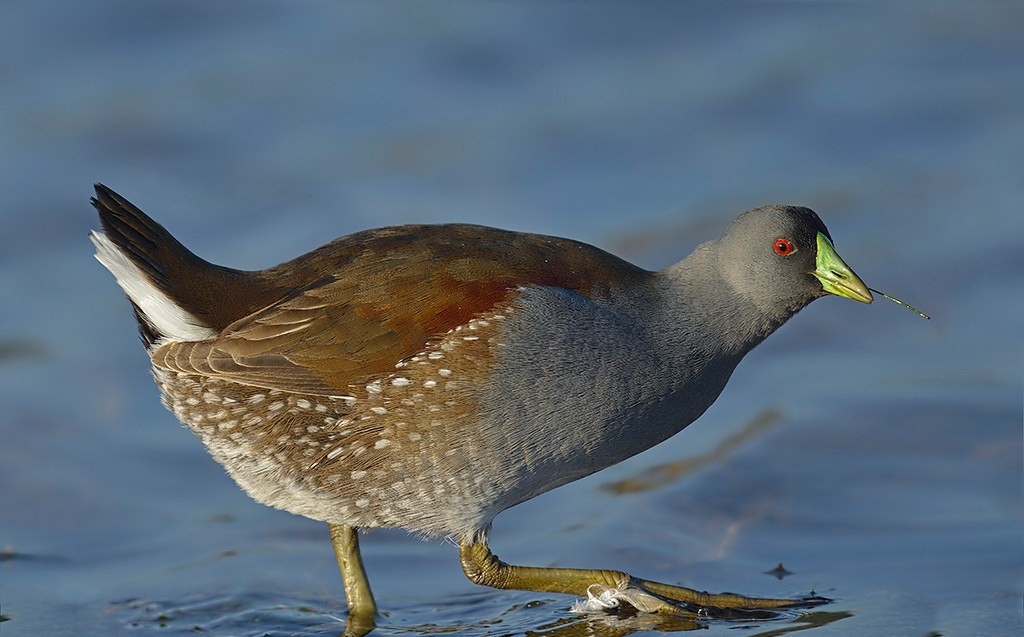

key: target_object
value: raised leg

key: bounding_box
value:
[329,524,377,627]
[459,536,828,617]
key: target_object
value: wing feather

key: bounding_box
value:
[151,224,650,396]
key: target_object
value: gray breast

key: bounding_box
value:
[474,285,740,521]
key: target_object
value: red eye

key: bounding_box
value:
[773,238,794,256]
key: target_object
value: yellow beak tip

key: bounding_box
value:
[814,233,872,304]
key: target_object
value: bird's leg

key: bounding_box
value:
[459,537,827,617]
[329,524,378,627]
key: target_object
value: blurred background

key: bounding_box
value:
[0,2,1020,636]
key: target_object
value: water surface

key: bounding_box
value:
[1,2,1020,636]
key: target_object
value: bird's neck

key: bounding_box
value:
[653,241,795,361]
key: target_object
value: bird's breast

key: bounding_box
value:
[468,285,729,514]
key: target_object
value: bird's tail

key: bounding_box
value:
[89,184,224,348]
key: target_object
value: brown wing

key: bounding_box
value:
[151,224,650,395]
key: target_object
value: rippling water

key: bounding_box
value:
[1,2,1020,636]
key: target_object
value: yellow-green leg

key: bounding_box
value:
[459,537,828,617]
[329,524,377,630]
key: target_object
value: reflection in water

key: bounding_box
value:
[523,610,702,635]
[765,563,794,580]
[109,591,850,636]
[423,607,848,637]
[368,606,851,637]
[602,409,783,495]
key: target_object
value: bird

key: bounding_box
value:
[90,184,872,627]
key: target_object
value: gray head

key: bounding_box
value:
[716,205,873,320]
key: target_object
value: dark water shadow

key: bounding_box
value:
[601,409,783,495]
[0,546,70,565]
[0,339,48,363]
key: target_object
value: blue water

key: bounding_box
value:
[1,2,1021,636]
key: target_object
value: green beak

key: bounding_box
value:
[812,233,873,304]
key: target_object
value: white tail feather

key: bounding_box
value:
[90,230,219,344]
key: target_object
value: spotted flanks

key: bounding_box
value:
[153,304,514,536]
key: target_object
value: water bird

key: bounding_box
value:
[91,184,916,626]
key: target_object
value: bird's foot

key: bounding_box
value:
[460,537,829,620]
[575,577,830,619]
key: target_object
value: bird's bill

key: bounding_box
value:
[812,233,873,304]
